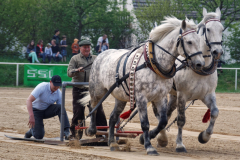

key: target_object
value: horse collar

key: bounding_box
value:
[143,41,176,79]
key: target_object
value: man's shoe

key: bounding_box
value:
[24,130,32,138]
[64,132,70,140]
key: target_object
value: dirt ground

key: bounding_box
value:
[0,87,240,160]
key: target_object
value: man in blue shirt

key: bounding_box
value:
[24,75,70,139]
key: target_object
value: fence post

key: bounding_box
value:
[16,64,19,86]
[235,69,238,91]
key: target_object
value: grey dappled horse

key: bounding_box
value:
[85,17,204,156]
[157,8,224,152]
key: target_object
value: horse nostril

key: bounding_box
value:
[196,63,202,68]
[213,50,217,55]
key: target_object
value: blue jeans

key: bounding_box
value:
[46,54,52,63]
[29,104,70,139]
[52,53,63,61]
[61,50,67,57]
[39,53,46,62]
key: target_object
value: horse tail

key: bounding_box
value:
[77,88,91,107]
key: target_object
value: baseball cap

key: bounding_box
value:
[51,75,62,86]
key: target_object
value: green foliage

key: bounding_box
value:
[0,0,134,54]
[176,0,240,30]
[134,0,185,41]
[224,22,240,62]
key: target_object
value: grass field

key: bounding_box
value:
[0,56,239,92]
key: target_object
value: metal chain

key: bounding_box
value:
[166,100,196,132]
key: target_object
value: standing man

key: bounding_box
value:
[24,75,70,140]
[96,34,109,54]
[67,40,107,139]
[52,29,60,46]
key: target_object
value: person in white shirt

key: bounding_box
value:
[24,75,70,140]
[96,34,109,54]
[45,43,53,63]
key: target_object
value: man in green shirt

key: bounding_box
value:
[67,40,107,139]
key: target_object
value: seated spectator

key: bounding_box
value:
[71,38,79,57]
[51,39,63,62]
[26,40,36,63]
[60,35,68,62]
[28,50,40,63]
[96,34,109,54]
[45,43,53,63]
[36,40,46,63]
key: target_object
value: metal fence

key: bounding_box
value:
[0,62,239,90]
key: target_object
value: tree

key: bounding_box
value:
[225,22,240,62]
[0,0,134,54]
[134,0,185,41]
[177,0,240,31]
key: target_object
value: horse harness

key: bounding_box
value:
[115,28,202,109]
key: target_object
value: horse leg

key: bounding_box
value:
[85,97,98,137]
[175,94,187,152]
[198,93,219,144]
[109,99,126,151]
[139,97,168,147]
[137,95,159,156]
[157,94,177,147]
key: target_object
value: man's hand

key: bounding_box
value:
[28,115,35,128]
[77,67,84,72]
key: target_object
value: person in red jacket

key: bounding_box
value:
[36,40,46,63]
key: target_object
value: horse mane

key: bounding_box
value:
[149,16,197,43]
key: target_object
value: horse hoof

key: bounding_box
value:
[157,140,168,148]
[85,128,95,137]
[198,131,210,144]
[139,134,144,145]
[176,147,187,153]
[147,148,159,156]
[157,134,168,147]
[110,142,120,151]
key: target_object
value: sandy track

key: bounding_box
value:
[0,87,240,160]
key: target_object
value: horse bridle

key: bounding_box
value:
[202,19,223,52]
[176,29,203,61]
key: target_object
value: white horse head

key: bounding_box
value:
[150,16,205,70]
[198,7,224,59]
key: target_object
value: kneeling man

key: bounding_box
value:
[24,75,70,139]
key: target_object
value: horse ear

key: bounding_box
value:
[203,8,207,17]
[182,20,186,30]
[215,7,221,18]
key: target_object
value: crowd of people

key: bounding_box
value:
[26,30,109,63]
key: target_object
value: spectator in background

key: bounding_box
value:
[28,50,40,63]
[26,40,36,63]
[52,29,60,46]
[95,34,109,54]
[60,35,68,62]
[36,40,46,63]
[45,43,53,63]
[51,39,63,62]
[71,38,79,57]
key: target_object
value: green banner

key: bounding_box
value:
[24,64,71,86]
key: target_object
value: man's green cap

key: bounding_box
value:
[79,40,91,46]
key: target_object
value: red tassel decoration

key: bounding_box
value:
[202,109,211,123]
[120,110,132,119]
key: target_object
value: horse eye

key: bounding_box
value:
[207,28,210,32]
[187,41,192,45]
